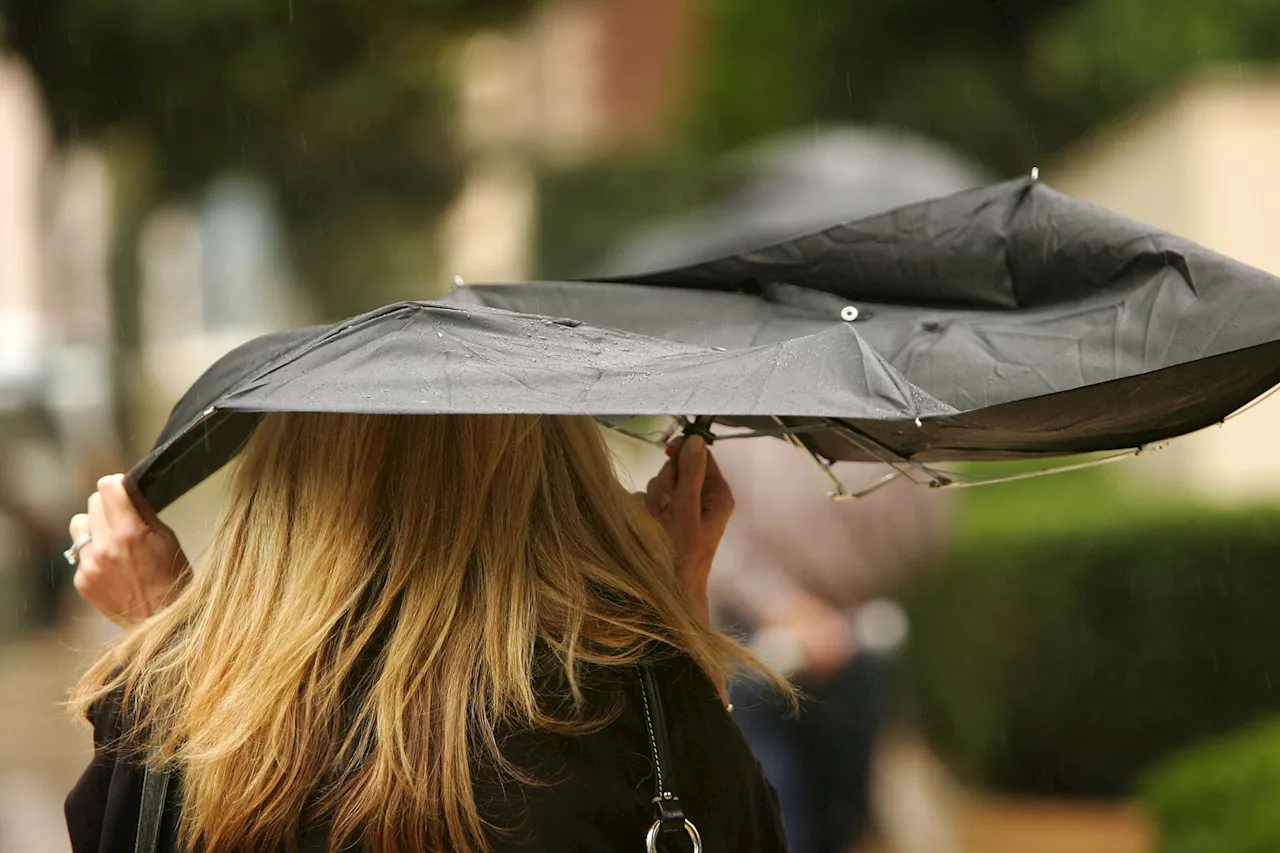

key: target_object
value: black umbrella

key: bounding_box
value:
[132,178,1280,511]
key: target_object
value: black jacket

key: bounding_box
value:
[66,653,789,851]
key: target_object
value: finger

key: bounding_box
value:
[703,447,725,483]
[68,513,90,541]
[672,435,708,515]
[653,456,678,496]
[665,436,684,459]
[639,486,661,517]
[646,460,678,514]
[86,492,110,544]
[98,475,148,537]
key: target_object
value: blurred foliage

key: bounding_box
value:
[1,0,536,318]
[9,0,1280,301]
[689,0,1280,177]
[536,151,717,278]
[1141,718,1280,853]
[904,470,1280,797]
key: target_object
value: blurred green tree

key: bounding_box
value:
[688,0,1280,176]
[1,0,536,320]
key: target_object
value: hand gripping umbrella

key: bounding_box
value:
[130,178,1280,511]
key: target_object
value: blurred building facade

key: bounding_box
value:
[0,55,119,609]
[441,0,693,283]
[1053,67,1280,502]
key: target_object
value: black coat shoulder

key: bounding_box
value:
[66,656,789,852]
[65,691,179,853]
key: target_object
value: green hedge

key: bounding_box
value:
[1141,718,1280,853]
[905,468,1280,797]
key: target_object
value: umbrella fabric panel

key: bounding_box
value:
[129,301,956,512]
[594,179,1280,320]
[150,324,327,451]
[215,303,952,421]
[133,411,263,513]
[451,266,1280,414]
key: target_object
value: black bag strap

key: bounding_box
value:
[135,765,172,853]
[638,664,702,853]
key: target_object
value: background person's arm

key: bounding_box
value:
[707,441,954,680]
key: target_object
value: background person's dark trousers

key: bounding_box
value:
[731,653,892,853]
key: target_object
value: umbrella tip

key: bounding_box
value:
[1030,166,1040,181]
[452,274,465,289]
[841,305,859,321]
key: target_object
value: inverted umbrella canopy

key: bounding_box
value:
[132,177,1280,512]
[450,176,1280,455]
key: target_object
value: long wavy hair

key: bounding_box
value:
[72,413,775,852]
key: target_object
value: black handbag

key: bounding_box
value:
[135,664,699,853]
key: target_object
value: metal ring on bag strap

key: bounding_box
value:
[638,665,702,853]
[646,815,702,853]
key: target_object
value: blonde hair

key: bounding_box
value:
[73,413,776,853]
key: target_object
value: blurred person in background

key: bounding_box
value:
[0,471,69,628]
[598,126,983,853]
[709,441,950,853]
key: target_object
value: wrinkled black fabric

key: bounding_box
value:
[66,654,789,853]
[129,178,1280,512]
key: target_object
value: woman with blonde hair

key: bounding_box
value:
[64,412,790,852]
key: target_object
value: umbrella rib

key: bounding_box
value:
[706,423,833,441]
[597,418,679,448]
[846,468,908,499]
[762,415,859,499]
[927,448,1141,487]
[825,418,951,487]
[1223,380,1280,422]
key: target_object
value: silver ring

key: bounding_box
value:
[64,534,93,566]
[646,818,702,853]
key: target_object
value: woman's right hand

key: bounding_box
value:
[68,474,189,628]
[643,435,735,621]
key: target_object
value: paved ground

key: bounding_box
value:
[0,608,111,853]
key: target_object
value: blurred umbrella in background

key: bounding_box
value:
[595,125,991,274]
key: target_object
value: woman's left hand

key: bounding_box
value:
[643,435,735,621]
[67,474,189,628]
